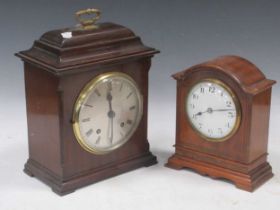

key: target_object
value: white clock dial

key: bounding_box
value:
[186,79,241,141]
[73,72,143,154]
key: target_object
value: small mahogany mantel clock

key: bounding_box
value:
[16,9,159,195]
[166,55,275,191]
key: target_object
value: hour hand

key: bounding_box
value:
[194,109,209,116]
[107,92,112,102]
[195,111,203,116]
[106,91,115,118]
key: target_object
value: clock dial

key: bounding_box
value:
[73,72,143,154]
[186,79,241,141]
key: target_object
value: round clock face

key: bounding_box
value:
[73,72,143,154]
[186,79,241,141]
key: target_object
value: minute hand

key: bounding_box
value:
[107,92,113,112]
[212,109,235,112]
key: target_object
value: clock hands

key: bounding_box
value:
[107,92,113,113]
[109,117,113,144]
[107,117,113,144]
[195,109,209,116]
[106,87,115,144]
[195,108,234,116]
[212,108,235,112]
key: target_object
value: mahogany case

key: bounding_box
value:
[16,22,159,195]
[166,56,276,191]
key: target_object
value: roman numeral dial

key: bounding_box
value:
[73,72,143,154]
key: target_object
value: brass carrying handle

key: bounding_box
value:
[75,8,101,30]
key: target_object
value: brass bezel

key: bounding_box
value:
[185,78,242,142]
[72,72,143,155]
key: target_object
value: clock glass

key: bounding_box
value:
[186,79,241,141]
[73,72,143,154]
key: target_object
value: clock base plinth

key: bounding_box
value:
[24,166,35,177]
[166,154,273,192]
[24,153,157,196]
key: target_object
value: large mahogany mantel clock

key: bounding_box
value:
[16,9,159,195]
[166,55,275,191]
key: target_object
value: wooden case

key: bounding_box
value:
[166,55,276,191]
[16,22,159,195]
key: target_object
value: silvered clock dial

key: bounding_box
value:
[73,72,143,154]
[186,79,241,141]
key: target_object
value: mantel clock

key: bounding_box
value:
[166,55,275,191]
[16,9,159,195]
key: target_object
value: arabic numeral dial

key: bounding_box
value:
[186,80,241,141]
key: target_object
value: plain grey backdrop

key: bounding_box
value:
[0,1,279,209]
